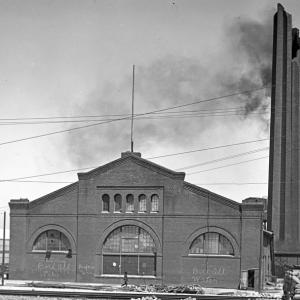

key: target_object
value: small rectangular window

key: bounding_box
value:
[102,194,110,212]
[126,194,134,212]
[139,194,147,212]
[114,194,122,212]
[151,194,159,212]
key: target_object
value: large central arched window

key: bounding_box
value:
[102,225,157,276]
[189,232,234,256]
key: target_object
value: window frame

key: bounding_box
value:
[102,194,110,212]
[102,225,157,276]
[189,232,235,257]
[114,194,122,213]
[32,229,72,253]
[125,194,134,213]
[150,194,159,212]
[138,194,147,213]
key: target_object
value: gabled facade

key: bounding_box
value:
[9,152,265,289]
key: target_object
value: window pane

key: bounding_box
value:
[126,194,134,212]
[102,194,110,212]
[190,235,204,254]
[189,232,234,256]
[151,194,159,212]
[33,230,71,252]
[103,227,121,253]
[205,233,219,254]
[121,255,138,275]
[219,234,234,255]
[33,232,47,250]
[60,232,71,251]
[122,225,138,238]
[103,255,120,274]
[47,230,60,251]
[139,256,155,275]
[114,194,122,212]
[139,194,147,212]
[139,229,156,252]
[102,225,157,276]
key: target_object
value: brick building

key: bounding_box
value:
[9,152,267,289]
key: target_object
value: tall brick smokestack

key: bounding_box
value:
[267,3,300,276]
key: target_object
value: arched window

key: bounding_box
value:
[189,232,234,256]
[138,194,147,212]
[126,194,134,212]
[32,230,71,252]
[151,194,159,212]
[114,194,122,212]
[102,225,157,276]
[102,194,110,212]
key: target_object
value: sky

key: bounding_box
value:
[0,0,300,226]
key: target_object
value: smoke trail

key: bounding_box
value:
[64,11,273,167]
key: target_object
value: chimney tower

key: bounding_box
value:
[268,3,300,275]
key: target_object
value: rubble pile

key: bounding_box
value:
[283,268,300,299]
[123,284,204,294]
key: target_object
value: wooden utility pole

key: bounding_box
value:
[1,211,6,286]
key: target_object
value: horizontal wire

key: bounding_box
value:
[7,180,73,184]
[0,139,270,183]
[148,138,269,159]
[0,86,269,147]
[187,156,269,175]
[175,146,269,171]
[0,111,269,126]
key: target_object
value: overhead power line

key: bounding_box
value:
[175,146,269,171]
[8,180,73,184]
[0,138,269,183]
[0,86,269,147]
[0,104,268,121]
[0,167,94,183]
[187,156,269,175]
[148,138,268,159]
[0,110,269,126]
[0,105,271,125]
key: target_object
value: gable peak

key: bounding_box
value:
[121,151,142,158]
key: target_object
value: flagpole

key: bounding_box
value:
[131,65,135,152]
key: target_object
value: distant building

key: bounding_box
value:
[10,152,268,290]
[0,239,10,265]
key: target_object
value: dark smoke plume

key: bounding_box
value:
[64,10,273,167]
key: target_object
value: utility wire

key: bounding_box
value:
[175,146,269,171]
[187,156,269,175]
[0,104,268,121]
[0,167,93,182]
[8,180,73,184]
[148,138,268,159]
[0,106,270,124]
[0,139,269,183]
[0,111,269,126]
[0,86,269,147]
